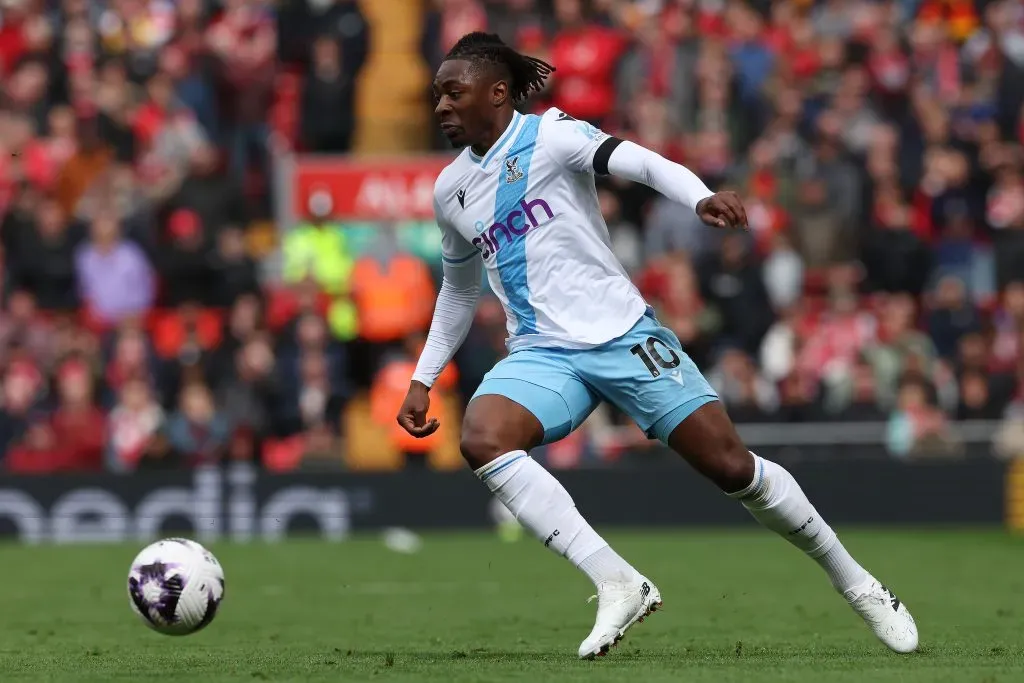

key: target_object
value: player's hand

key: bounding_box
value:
[396,380,440,438]
[696,191,748,229]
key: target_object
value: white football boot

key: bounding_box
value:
[844,576,919,653]
[578,576,662,659]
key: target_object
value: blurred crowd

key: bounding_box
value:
[0,0,369,473]
[4,0,1024,473]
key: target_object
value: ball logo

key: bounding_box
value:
[471,198,554,259]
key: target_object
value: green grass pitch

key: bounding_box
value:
[0,529,1022,682]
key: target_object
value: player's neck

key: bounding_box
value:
[470,109,516,159]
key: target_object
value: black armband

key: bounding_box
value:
[593,137,624,176]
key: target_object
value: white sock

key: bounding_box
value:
[730,453,869,594]
[476,451,639,587]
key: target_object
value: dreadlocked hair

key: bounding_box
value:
[444,32,555,103]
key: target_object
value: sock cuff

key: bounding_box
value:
[805,533,838,560]
[475,450,529,483]
[727,452,766,500]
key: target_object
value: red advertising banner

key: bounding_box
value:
[291,155,455,220]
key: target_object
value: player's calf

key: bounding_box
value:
[667,402,918,652]
[680,423,754,493]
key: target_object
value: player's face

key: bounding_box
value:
[432,60,493,148]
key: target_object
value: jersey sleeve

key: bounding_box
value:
[539,108,614,175]
[434,194,478,266]
[414,191,482,388]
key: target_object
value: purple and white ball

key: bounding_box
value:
[127,538,225,635]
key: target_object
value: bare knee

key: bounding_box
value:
[706,440,755,493]
[459,394,545,470]
[459,418,508,470]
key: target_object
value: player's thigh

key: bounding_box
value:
[576,314,719,444]
[470,349,599,452]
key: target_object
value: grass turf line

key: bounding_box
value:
[0,529,1021,682]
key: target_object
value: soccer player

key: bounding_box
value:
[398,32,918,659]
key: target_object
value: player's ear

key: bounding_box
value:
[491,80,509,108]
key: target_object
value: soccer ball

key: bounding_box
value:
[127,538,225,635]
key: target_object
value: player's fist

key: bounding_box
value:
[696,191,748,230]
[396,380,440,438]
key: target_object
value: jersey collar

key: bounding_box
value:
[468,110,524,170]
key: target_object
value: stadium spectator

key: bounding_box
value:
[281,310,350,426]
[165,380,230,465]
[548,0,624,127]
[0,356,41,457]
[776,368,825,423]
[707,346,779,422]
[12,196,81,312]
[887,376,963,459]
[0,290,54,369]
[791,176,854,270]
[215,334,278,439]
[698,233,774,356]
[161,43,219,142]
[50,357,106,471]
[275,348,339,438]
[5,418,65,474]
[210,294,265,376]
[75,212,155,327]
[762,232,805,311]
[828,355,888,422]
[300,34,358,153]
[94,59,137,163]
[796,280,877,384]
[210,226,260,307]
[928,275,981,360]
[56,117,113,218]
[957,369,1003,421]
[157,208,215,306]
[134,431,184,470]
[151,302,223,404]
[206,0,277,183]
[485,0,551,51]
[103,325,158,406]
[865,293,939,406]
[279,0,370,72]
[423,0,490,70]
[283,193,355,297]
[163,143,246,241]
[106,377,166,472]
[350,224,435,345]
[616,7,696,135]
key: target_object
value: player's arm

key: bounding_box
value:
[541,109,747,229]
[398,200,482,437]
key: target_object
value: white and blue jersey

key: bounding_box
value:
[433,107,648,352]
[428,107,719,445]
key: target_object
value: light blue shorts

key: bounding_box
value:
[472,311,719,445]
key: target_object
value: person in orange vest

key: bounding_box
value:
[351,222,436,345]
[369,332,458,468]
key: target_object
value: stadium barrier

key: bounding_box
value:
[0,457,1009,544]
